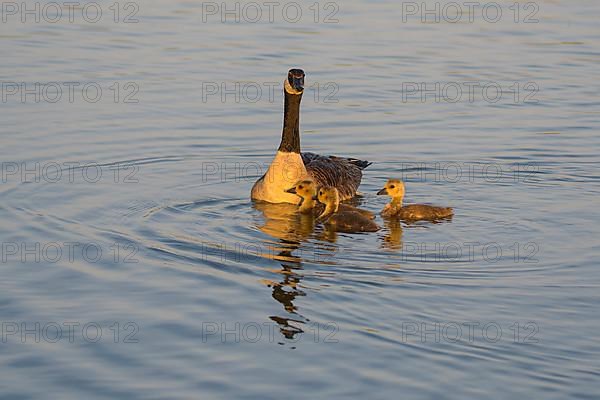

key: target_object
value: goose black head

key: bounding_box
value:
[286,69,305,94]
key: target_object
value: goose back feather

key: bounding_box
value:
[302,152,371,201]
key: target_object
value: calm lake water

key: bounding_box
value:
[1,0,600,398]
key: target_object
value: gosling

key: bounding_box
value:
[316,186,380,233]
[377,179,453,221]
[286,180,375,219]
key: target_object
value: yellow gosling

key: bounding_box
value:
[377,179,453,221]
[316,186,379,233]
[286,180,375,219]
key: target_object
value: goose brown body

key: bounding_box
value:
[251,69,371,204]
[378,179,453,222]
[301,152,370,201]
[317,187,380,233]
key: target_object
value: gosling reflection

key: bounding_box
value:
[253,201,338,341]
[380,217,404,250]
[252,202,314,246]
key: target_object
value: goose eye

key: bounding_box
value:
[390,185,395,189]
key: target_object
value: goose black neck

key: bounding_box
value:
[278,90,302,153]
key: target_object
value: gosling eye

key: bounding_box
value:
[298,185,303,189]
[389,185,395,189]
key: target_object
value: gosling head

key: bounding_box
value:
[285,68,305,95]
[317,186,340,213]
[377,179,405,201]
[286,180,317,201]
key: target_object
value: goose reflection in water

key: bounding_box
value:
[252,198,408,341]
[252,201,338,342]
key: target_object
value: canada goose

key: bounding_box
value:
[316,186,380,233]
[285,180,375,219]
[377,179,453,221]
[251,69,371,204]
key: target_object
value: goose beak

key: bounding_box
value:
[288,69,305,92]
[377,188,388,195]
[285,187,297,194]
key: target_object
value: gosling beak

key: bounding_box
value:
[288,69,305,92]
[285,187,297,194]
[377,187,388,196]
[312,195,318,200]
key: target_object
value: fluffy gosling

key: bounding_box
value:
[377,179,453,222]
[316,186,379,233]
[286,180,375,219]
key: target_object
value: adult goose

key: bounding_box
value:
[251,69,371,204]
